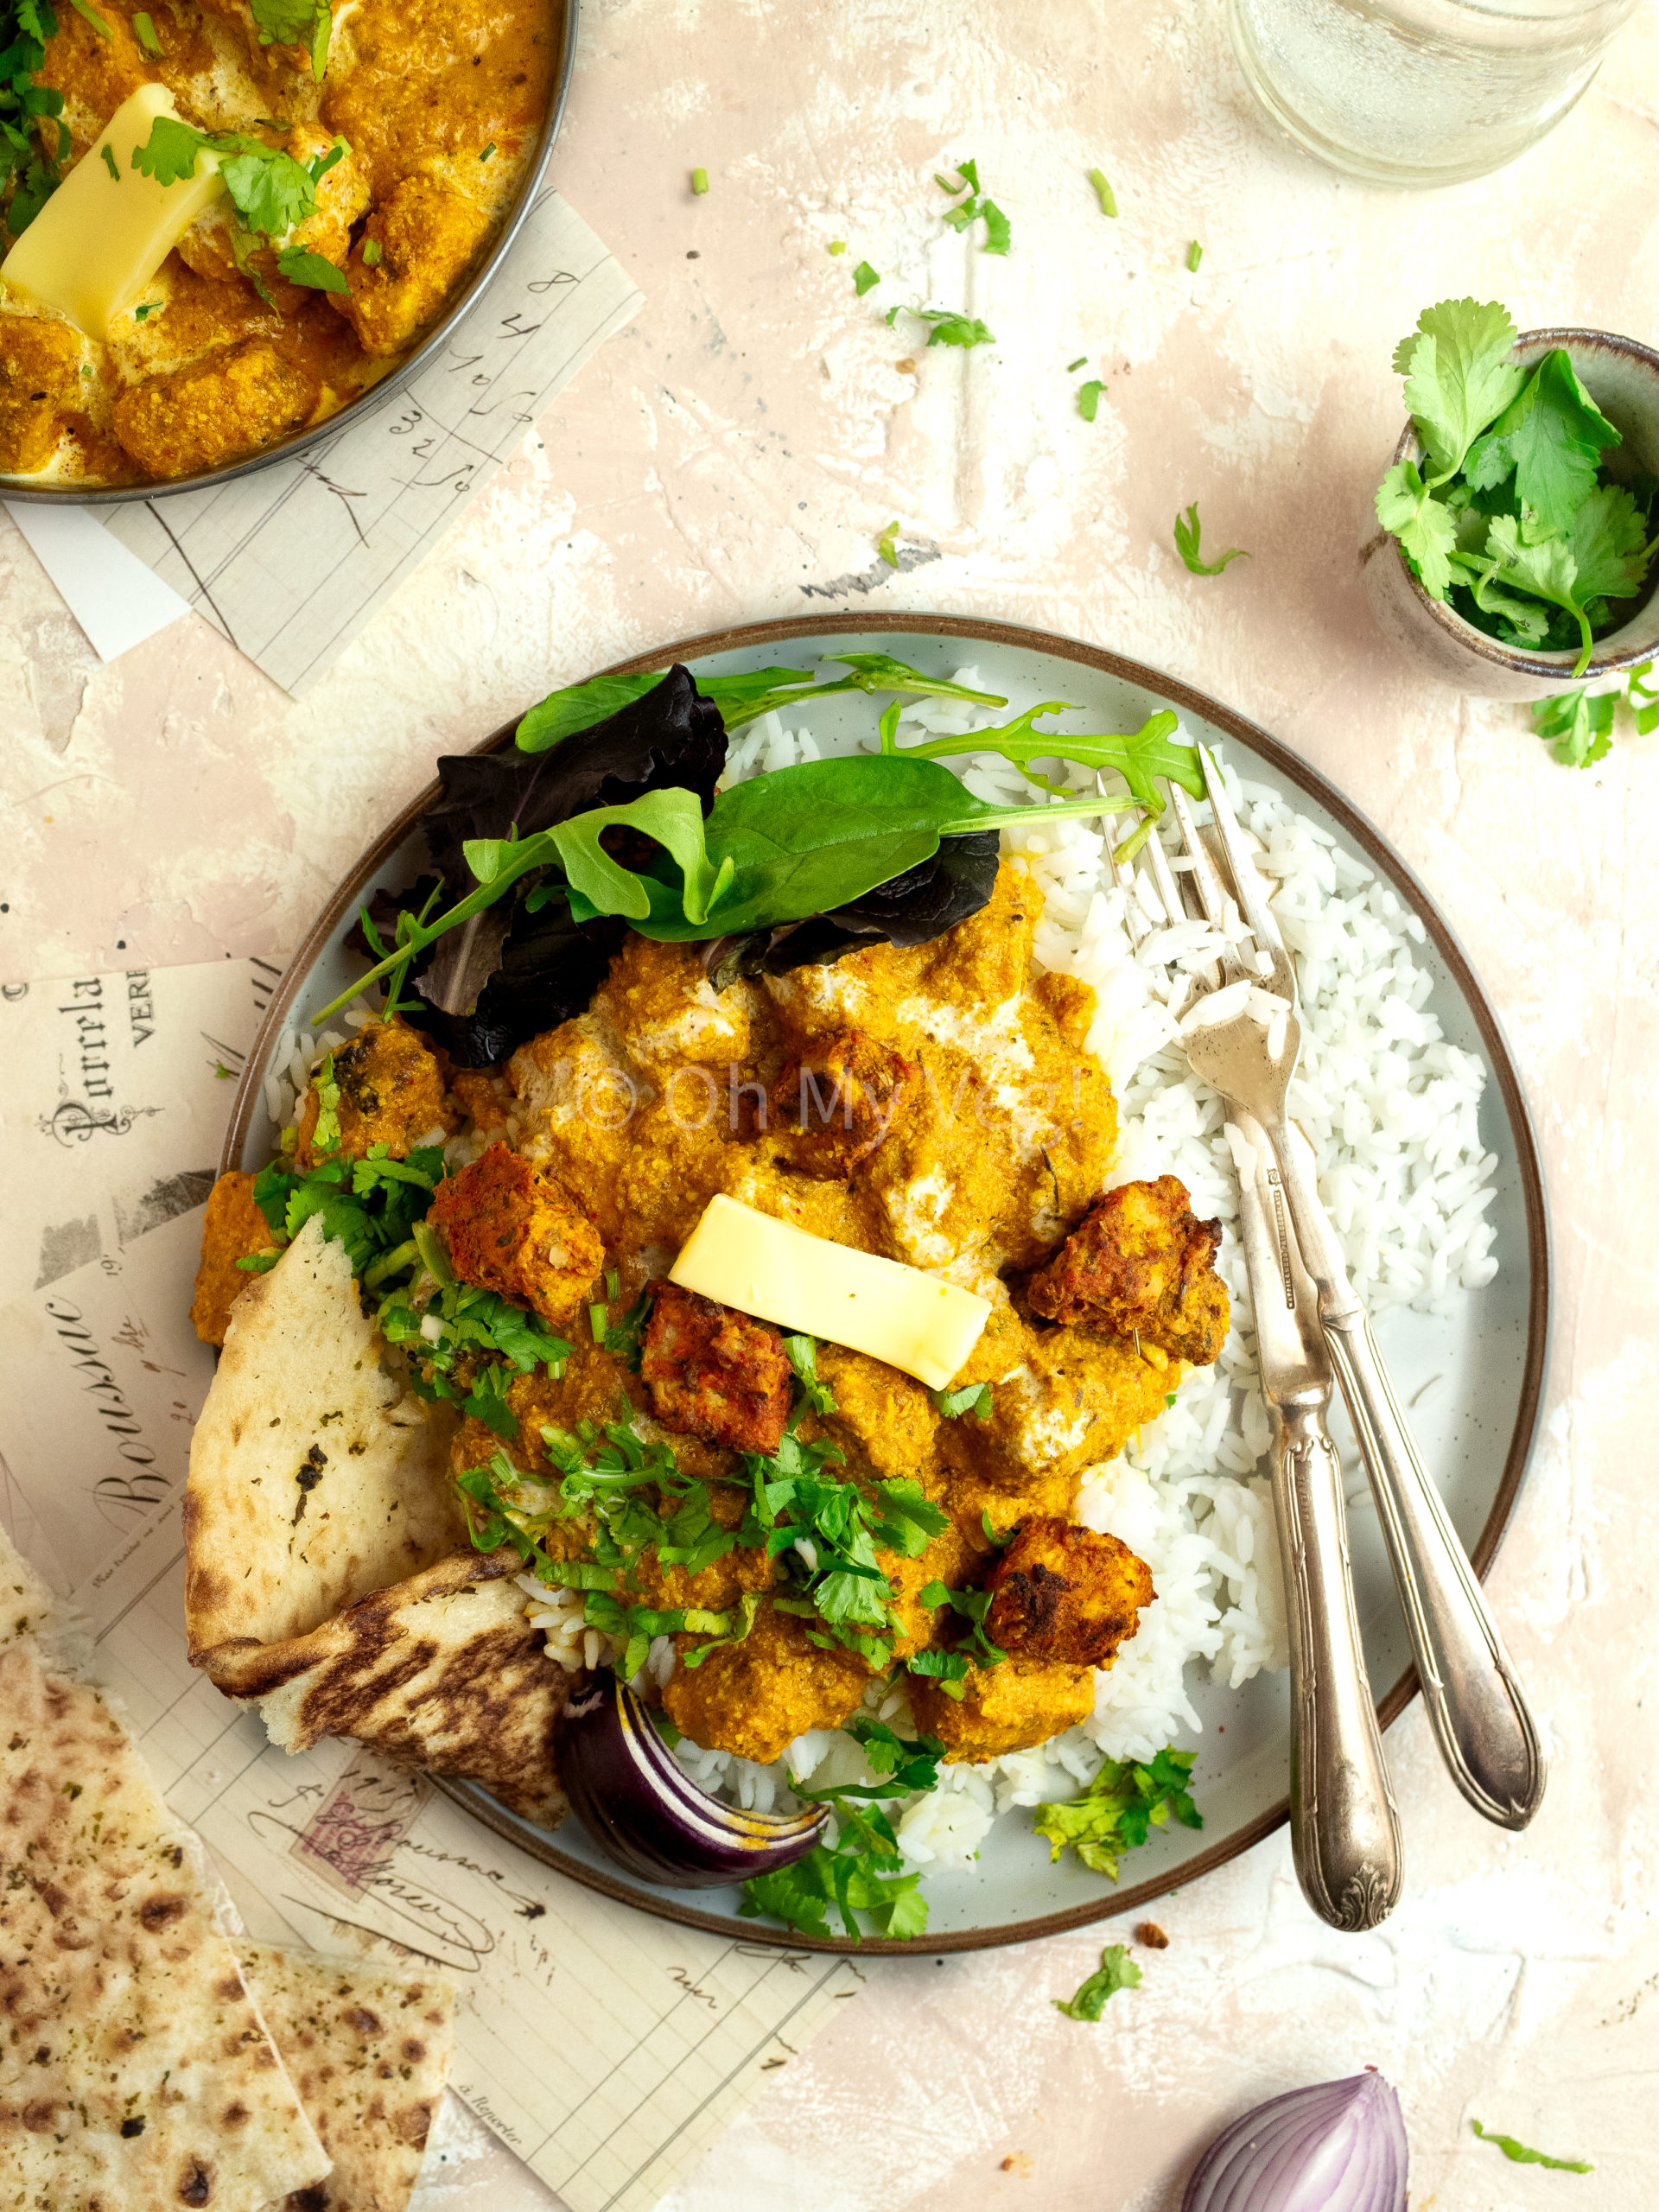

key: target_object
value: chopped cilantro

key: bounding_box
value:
[916,1579,1005,1669]
[99,143,118,181]
[1185,238,1202,272]
[587,1288,650,1370]
[380,1277,571,1428]
[130,117,347,240]
[1471,2121,1592,2174]
[1087,166,1117,217]
[981,1507,1014,1548]
[782,1333,836,1414]
[134,301,162,321]
[211,1056,232,1075]
[934,156,1009,255]
[827,239,847,255]
[251,1141,445,1275]
[1077,378,1104,423]
[361,238,382,268]
[1053,1942,1141,2020]
[930,1380,991,1421]
[876,518,900,569]
[852,258,880,296]
[309,1053,342,1152]
[1173,501,1249,576]
[1066,353,1088,372]
[247,0,331,79]
[1032,1746,1200,1879]
[275,245,348,294]
[131,6,161,49]
[884,303,995,350]
[1531,686,1616,769]
[690,165,709,194]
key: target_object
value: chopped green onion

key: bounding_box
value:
[361,238,382,267]
[132,8,162,52]
[99,144,120,181]
[1066,353,1087,372]
[1186,238,1203,271]
[690,166,709,194]
[479,141,496,161]
[1077,378,1104,423]
[1087,167,1117,217]
[827,239,847,255]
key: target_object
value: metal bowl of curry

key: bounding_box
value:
[0,0,577,499]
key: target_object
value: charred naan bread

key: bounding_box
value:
[234,1944,455,2212]
[0,1637,331,2212]
[186,1214,466,1662]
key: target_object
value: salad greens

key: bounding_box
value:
[1376,298,1659,675]
[1031,1745,1201,1879]
[1470,2121,1592,2174]
[1174,502,1249,577]
[1054,1942,1141,2020]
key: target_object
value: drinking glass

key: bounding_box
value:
[1227,0,1643,188]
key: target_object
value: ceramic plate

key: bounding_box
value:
[221,614,1549,1955]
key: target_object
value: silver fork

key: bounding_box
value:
[1154,750,1546,1834]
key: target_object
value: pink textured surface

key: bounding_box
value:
[6,3,1659,2207]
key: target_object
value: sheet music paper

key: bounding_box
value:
[0,957,862,2212]
[95,191,642,696]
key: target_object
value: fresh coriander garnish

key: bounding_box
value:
[98,142,120,180]
[852,257,880,296]
[361,238,382,267]
[1053,1943,1141,2021]
[247,0,332,80]
[1185,238,1202,271]
[930,1380,991,1421]
[1173,501,1249,576]
[915,1579,1005,1670]
[131,7,162,50]
[935,155,1010,255]
[309,1053,342,1152]
[1077,378,1103,423]
[1470,2121,1592,2174]
[1530,686,1616,769]
[133,300,162,320]
[782,1333,836,1414]
[876,518,899,569]
[827,239,846,254]
[247,1141,446,1280]
[275,245,349,294]
[130,118,351,285]
[885,303,995,350]
[0,0,72,238]
[1032,1746,1200,1878]
[1066,353,1087,372]
[479,140,496,161]
[1087,166,1117,217]
[690,165,709,194]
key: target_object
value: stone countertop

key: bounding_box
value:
[4,3,1657,2206]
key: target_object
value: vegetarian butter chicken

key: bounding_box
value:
[194,863,1230,1770]
[0,0,554,485]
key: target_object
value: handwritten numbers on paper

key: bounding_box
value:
[499,310,544,339]
[387,402,426,438]
[526,269,579,294]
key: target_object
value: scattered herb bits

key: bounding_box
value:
[361,238,382,267]
[1087,166,1117,217]
[131,6,162,51]
[1033,1746,1200,1878]
[827,239,847,255]
[853,258,880,297]
[936,156,1010,254]
[1053,1943,1141,2021]
[133,300,161,321]
[1066,354,1088,372]
[1186,238,1203,271]
[479,141,495,162]
[876,519,900,569]
[1077,378,1104,423]
[690,166,709,194]
[885,304,995,350]
[99,143,119,181]
[1173,501,1249,576]
[1471,2121,1592,2174]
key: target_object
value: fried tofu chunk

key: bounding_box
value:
[639,1281,792,1455]
[661,1599,870,1763]
[1027,1174,1230,1369]
[772,1027,916,1179]
[330,176,492,356]
[111,336,318,480]
[907,1656,1095,1763]
[984,1516,1154,1669]
[0,315,83,474]
[189,1171,278,1345]
[428,1141,603,1326]
[38,2,149,157]
[175,128,369,312]
[296,1017,454,1166]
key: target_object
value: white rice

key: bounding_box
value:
[455,664,1499,1880]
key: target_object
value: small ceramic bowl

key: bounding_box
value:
[1359,327,1659,702]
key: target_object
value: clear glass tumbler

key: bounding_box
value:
[1227,0,1643,187]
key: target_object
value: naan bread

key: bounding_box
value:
[186,1215,465,1661]
[0,1637,331,2212]
[0,1520,56,1648]
[234,1944,454,2212]
[239,1549,570,1829]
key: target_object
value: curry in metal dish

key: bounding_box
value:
[0,0,556,486]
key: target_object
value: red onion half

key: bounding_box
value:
[1181,2073,1408,2212]
[557,1670,829,1887]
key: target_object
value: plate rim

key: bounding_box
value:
[221,610,1552,1956]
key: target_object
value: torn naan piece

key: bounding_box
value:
[0,1637,332,2212]
[219,1549,570,1828]
[0,1519,57,1649]
[186,1213,466,1663]
[234,1944,455,2212]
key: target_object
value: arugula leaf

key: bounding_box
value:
[1376,460,1459,599]
[783,1333,837,1414]
[1087,166,1116,216]
[885,303,996,349]
[1471,2121,1592,2174]
[276,245,348,293]
[853,258,880,296]
[1173,501,1249,577]
[930,1380,991,1421]
[1032,1746,1201,1879]
[1464,347,1620,536]
[1053,1943,1141,2020]
[882,699,1199,810]
[1530,686,1616,768]
[1077,378,1103,422]
[1395,296,1525,484]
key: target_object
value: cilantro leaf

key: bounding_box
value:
[1630,659,1659,736]
[930,1380,991,1421]
[130,116,340,238]
[1478,487,1653,674]
[310,1052,342,1152]
[876,518,900,570]
[1471,2121,1592,2174]
[1376,460,1459,598]
[1464,347,1620,536]
[276,245,348,293]
[1053,1943,1141,2021]
[1395,296,1526,484]
[885,303,995,349]
[129,112,205,188]
[1173,501,1249,577]
[742,1721,941,1940]
[1529,687,1616,768]
[783,1333,836,1414]
[852,258,880,296]
[1076,378,1103,423]
[980,199,1010,255]
[1032,1746,1200,1880]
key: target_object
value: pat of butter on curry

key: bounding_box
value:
[670,1194,991,1392]
[0,86,224,340]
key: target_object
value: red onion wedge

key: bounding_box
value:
[1181,2072,1408,2212]
[557,1669,829,1887]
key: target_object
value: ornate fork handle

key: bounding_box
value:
[1273,1397,1402,1928]
[1269,1119,1547,1831]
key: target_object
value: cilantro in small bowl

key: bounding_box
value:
[1364,298,1659,706]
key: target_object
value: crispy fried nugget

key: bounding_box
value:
[296,1016,454,1166]
[661,1599,869,1763]
[0,315,83,474]
[907,1655,1096,1763]
[1027,1173,1229,1369]
[189,1170,279,1345]
[985,1515,1154,1669]
[331,176,492,356]
[771,1027,916,1179]
[428,1141,602,1326]
[111,336,318,480]
[639,1281,793,1454]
